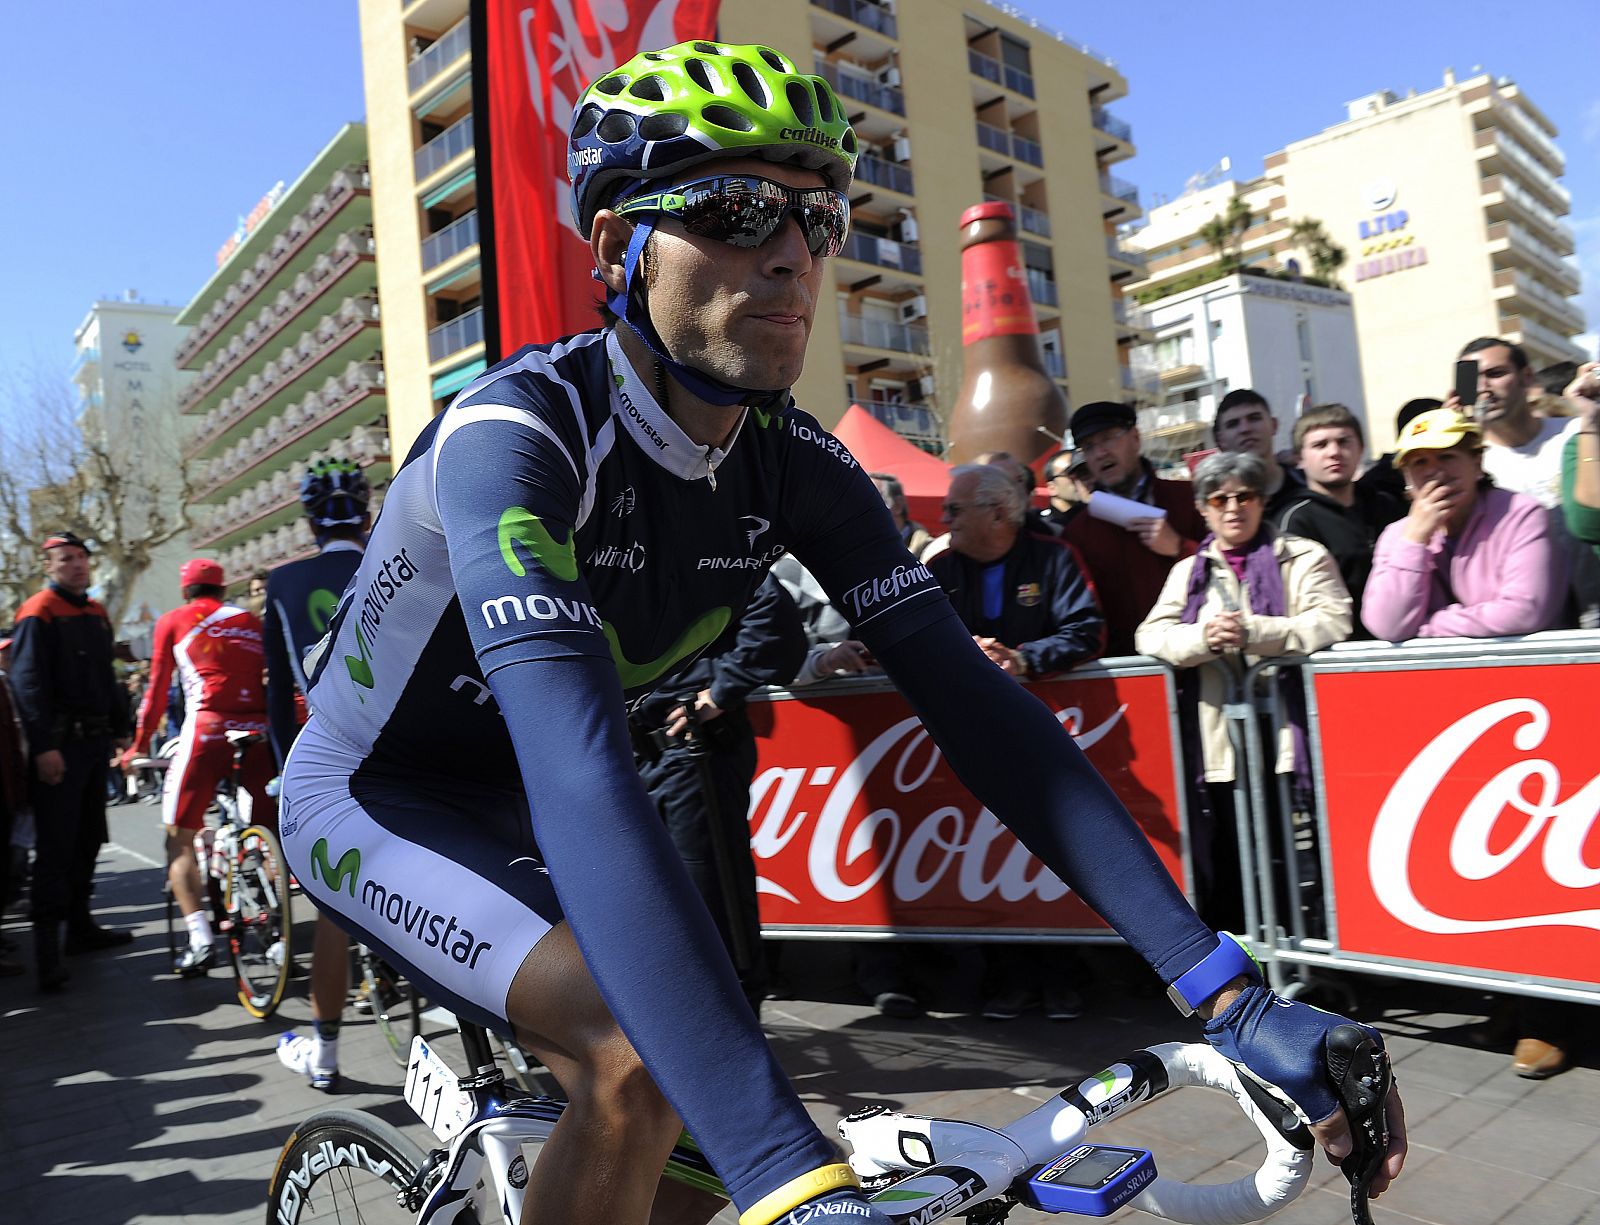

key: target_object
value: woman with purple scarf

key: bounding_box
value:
[1136,452,1351,928]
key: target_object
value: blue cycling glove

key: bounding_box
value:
[1204,984,1383,1126]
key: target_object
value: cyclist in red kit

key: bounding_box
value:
[125,558,275,977]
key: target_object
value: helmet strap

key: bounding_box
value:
[607,216,789,413]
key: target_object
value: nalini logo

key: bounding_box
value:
[121,330,143,354]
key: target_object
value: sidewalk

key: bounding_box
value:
[0,798,1594,1224]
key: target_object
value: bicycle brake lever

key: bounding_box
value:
[1324,1024,1392,1225]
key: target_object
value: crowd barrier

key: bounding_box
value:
[744,632,1600,1008]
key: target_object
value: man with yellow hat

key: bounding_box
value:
[1362,408,1568,640]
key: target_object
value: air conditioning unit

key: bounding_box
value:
[912,374,935,400]
[877,65,901,88]
[898,295,928,323]
[891,135,913,163]
[899,214,919,244]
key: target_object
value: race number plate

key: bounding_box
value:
[405,1036,474,1142]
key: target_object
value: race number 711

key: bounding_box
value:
[405,1036,474,1142]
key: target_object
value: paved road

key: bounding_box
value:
[0,797,1595,1224]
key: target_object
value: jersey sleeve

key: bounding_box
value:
[134,612,178,755]
[433,401,838,1210]
[263,578,299,769]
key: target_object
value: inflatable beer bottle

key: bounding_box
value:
[945,201,1068,465]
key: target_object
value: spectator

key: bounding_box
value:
[1277,404,1404,635]
[1212,390,1305,521]
[975,450,1059,537]
[928,463,1105,680]
[1359,398,1441,503]
[632,574,806,1012]
[9,531,135,992]
[869,472,932,558]
[1560,362,1600,550]
[1452,336,1598,624]
[1063,401,1207,656]
[1135,453,1351,928]
[0,636,25,976]
[245,570,269,618]
[1363,409,1567,640]
[1039,449,1090,532]
[929,462,1104,1020]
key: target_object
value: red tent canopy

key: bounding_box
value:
[830,404,950,529]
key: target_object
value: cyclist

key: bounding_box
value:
[124,559,274,977]
[264,459,371,1090]
[281,41,1406,1225]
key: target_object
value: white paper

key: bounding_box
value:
[1087,490,1167,528]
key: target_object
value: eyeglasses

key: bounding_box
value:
[614,174,851,259]
[1204,490,1263,510]
[942,501,994,517]
[1077,427,1131,454]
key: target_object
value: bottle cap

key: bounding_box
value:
[960,201,1015,227]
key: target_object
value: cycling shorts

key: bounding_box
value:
[279,717,564,1036]
[162,711,275,831]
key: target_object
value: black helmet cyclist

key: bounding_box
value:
[299,458,370,531]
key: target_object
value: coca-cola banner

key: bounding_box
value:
[746,669,1189,936]
[472,0,721,357]
[1313,661,1600,989]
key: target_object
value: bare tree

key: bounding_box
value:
[0,363,194,628]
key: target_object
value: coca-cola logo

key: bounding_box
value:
[839,563,937,626]
[749,705,1128,907]
[1369,699,1600,935]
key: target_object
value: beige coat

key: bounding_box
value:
[1134,534,1352,782]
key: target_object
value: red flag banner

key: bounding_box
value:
[473,0,722,359]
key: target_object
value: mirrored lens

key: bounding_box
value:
[646,176,848,258]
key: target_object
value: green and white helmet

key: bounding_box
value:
[568,40,858,234]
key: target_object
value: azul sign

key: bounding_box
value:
[1354,184,1426,283]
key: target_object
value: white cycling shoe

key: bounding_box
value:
[277,1032,339,1092]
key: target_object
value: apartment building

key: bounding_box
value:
[173,124,389,593]
[70,295,193,641]
[359,0,1153,461]
[1127,69,1586,454]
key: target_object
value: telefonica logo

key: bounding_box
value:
[310,838,362,897]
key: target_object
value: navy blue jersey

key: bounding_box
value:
[263,542,363,767]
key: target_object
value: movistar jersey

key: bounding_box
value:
[263,541,364,768]
[299,326,1216,1212]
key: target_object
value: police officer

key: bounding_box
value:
[9,532,133,991]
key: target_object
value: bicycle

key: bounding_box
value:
[265,1017,1391,1224]
[142,730,294,1018]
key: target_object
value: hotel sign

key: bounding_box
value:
[1354,182,1427,282]
[215,180,288,268]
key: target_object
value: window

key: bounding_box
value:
[1296,316,1313,363]
[999,34,1032,75]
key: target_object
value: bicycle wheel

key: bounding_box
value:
[359,947,422,1066]
[229,824,293,1018]
[265,1108,431,1225]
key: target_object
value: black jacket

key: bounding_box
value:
[9,582,131,754]
[927,531,1106,676]
[1276,485,1405,635]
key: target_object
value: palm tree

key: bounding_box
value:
[1289,217,1347,287]
[1200,195,1254,275]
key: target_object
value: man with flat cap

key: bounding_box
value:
[1062,402,1208,656]
[8,531,133,991]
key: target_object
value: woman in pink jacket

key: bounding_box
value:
[1363,409,1568,640]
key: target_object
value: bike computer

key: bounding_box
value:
[1019,1143,1156,1216]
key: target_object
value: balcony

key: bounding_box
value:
[430,306,484,363]
[865,400,941,447]
[966,48,1035,98]
[1106,236,1147,275]
[1475,128,1570,213]
[811,58,904,116]
[1503,312,1587,365]
[809,0,897,38]
[975,121,1043,168]
[422,210,479,271]
[71,346,100,376]
[839,314,930,354]
[1100,173,1140,219]
[1018,204,1051,238]
[840,231,922,275]
[176,166,370,369]
[1026,268,1058,307]
[855,152,913,196]
[1494,268,1586,333]
[416,113,474,181]
[408,16,470,94]
[1091,107,1132,143]
[1492,100,1563,175]
[1481,173,1574,253]
[1488,220,1581,294]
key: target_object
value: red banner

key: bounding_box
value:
[1314,663,1600,987]
[475,0,721,356]
[745,672,1188,935]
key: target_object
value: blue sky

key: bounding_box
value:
[1,1,1595,389]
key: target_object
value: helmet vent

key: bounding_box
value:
[629,74,667,101]
[732,61,770,107]
[595,74,628,96]
[693,41,722,54]
[638,112,688,141]
[703,103,754,132]
[597,111,638,143]
[786,81,815,127]
[572,104,603,138]
[814,83,834,124]
[685,57,716,92]
[758,47,788,72]
[842,129,858,156]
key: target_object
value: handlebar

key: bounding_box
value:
[838,1041,1313,1224]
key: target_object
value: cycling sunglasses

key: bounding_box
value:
[614,174,851,259]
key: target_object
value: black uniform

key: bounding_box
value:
[1277,485,1405,636]
[633,574,805,1003]
[9,582,132,976]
